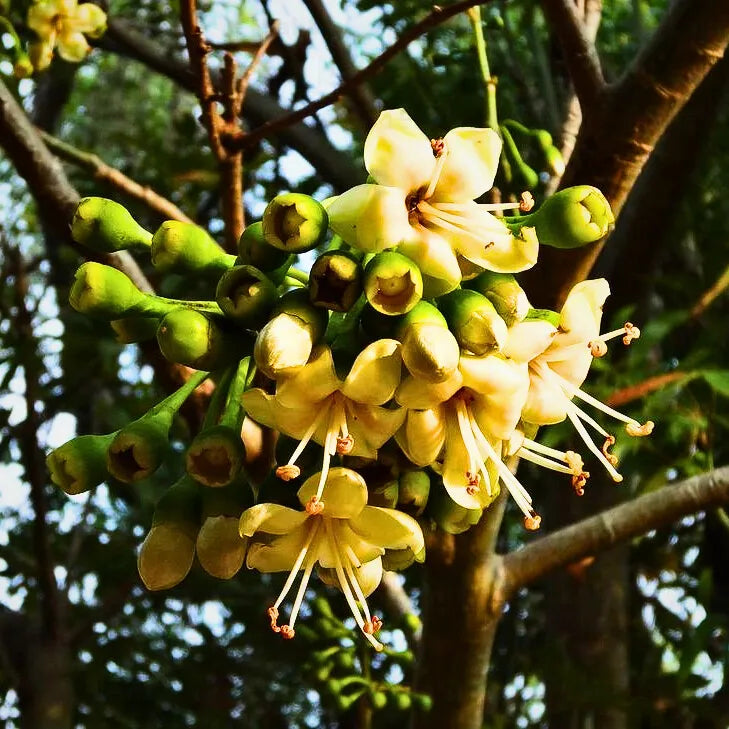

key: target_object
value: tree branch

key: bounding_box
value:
[502,466,729,595]
[301,0,378,130]
[225,0,498,151]
[540,0,605,108]
[100,18,362,192]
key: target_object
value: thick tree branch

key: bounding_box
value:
[540,0,605,108]
[100,18,361,192]
[226,0,498,151]
[501,466,729,595]
[301,0,378,129]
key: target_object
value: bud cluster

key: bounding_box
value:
[51,109,652,654]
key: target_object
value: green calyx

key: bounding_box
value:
[157,309,252,370]
[465,271,530,326]
[216,265,277,327]
[438,289,508,354]
[510,185,615,249]
[71,197,152,253]
[363,251,423,315]
[428,484,483,535]
[186,425,246,488]
[47,432,117,495]
[151,220,236,276]
[309,250,363,312]
[262,192,329,253]
[397,470,430,517]
[238,221,291,272]
[524,307,561,327]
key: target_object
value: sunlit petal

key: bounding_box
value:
[342,339,402,405]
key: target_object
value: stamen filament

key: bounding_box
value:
[566,407,623,482]
[521,437,571,462]
[454,401,493,496]
[284,402,331,467]
[423,145,449,200]
[285,549,318,636]
[272,520,320,613]
[518,449,573,474]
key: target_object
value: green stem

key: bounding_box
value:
[149,370,210,421]
[467,7,499,132]
[286,267,310,284]
[284,275,306,288]
[201,367,236,429]
[219,357,251,429]
[136,294,224,318]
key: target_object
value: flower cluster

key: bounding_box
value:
[49,109,652,649]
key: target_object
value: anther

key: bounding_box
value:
[276,464,301,481]
[305,496,324,515]
[336,435,354,455]
[601,436,619,466]
[626,420,654,437]
[524,511,542,531]
[519,191,535,212]
[430,138,445,157]
[364,616,383,634]
[280,625,296,640]
[589,340,608,357]
[622,322,641,345]
[572,471,589,496]
[267,606,281,633]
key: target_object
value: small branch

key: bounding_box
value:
[301,0,378,129]
[605,371,688,407]
[540,0,605,108]
[39,130,194,224]
[226,0,498,151]
[237,21,280,108]
[502,465,729,595]
[691,260,729,318]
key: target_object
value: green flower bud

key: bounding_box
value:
[71,197,152,252]
[438,289,508,355]
[110,317,159,343]
[525,307,561,327]
[151,221,236,276]
[309,250,363,312]
[371,691,388,710]
[398,470,430,517]
[47,432,117,495]
[394,693,412,711]
[511,186,615,249]
[238,221,291,271]
[363,251,423,315]
[368,479,399,509]
[70,262,147,319]
[396,302,459,383]
[157,309,252,371]
[413,693,434,712]
[186,425,245,487]
[382,545,424,571]
[466,271,530,326]
[216,265,277,327]
[138,475,201,591]
[262,192,328,253]
[429,485,482,534]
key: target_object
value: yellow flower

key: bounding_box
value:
[242,340,405,510]
[239,468,424,650]
[327,109,539,296]
[27,0,106,71]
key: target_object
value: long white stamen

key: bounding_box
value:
[286,401,331,466]
[423,145,449,200]
[521,437,571,462]
[566,407,623,482]
[454,401,493,496]
[287,548,318,629]
[344,558,373,625]
[273,520,319,611]
[418,200,500,248]
[315,426,336,503]
[558,374,641,427]
[434,200,524,213]
[518,449,573,474]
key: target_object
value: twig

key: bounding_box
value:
[237,20,280,108]
[605,371,687,408]
[691,261,729,318]
[301,0,378,129]
[39,130,194,224]
[539,0,605,108]
[226,0,499,151]
[501,465,729,595]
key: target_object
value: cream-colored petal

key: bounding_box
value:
[364,109,436,191]
[350,506,424,554]
[521,369,569,425]
[396,407,446,466]
[397,227,462,296]
[27,3,62,36]
[240,388,277,429]
[327,184,413,253]
[57,30,90,62]
[431,127,502,202]
[441,415,484,511]
[558,279,610,339]
[319,522,383,568]
[502,319,557,363]
[74,3,106,36]
[341,339,402,405]
[352,557,384,597]
[239,503,309,537]
[246,530,309,572]
[395,370,462,410]
[345,402,406,450]
[297,467,368,518]
[275,345,341,408]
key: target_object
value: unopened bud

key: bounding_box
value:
[466,271,530,326]
[107,418,171,483]
[197,516,247,579]
[429,485,482,534]
[382,544,425,571]
[513,186,615,249]
[216,265,276,327]
[47,432,116,495]
[238,221,291,271]
[138,476,201,590]
[438,289,507,354]
[309,250,363,312]
[186,425,246,488]
[262,193,328,253]
[368,479,399,509]
[363,251,422,315]
[71,197,152,252]
[398,470,430,516]
[151,221,236,276]
[70,262,147,319]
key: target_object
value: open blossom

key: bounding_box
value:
[327,109,539,296]
[239,467,424,649]
[241,340,405,511]
[27,0,107,71]
[504,279,653,482]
